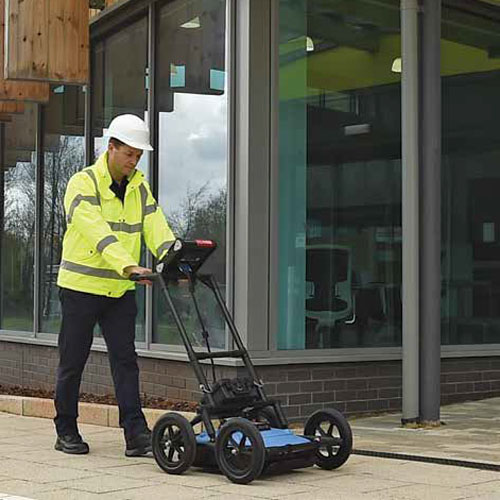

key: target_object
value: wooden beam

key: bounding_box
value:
[0,101,24,114]
[0,79,50,102]
[0,0,50,102]
[5,0,89,85]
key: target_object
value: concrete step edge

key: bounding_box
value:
[0,394,197,429]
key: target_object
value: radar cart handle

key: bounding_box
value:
[129,272,159,282]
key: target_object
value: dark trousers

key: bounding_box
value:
[54,288,147,439]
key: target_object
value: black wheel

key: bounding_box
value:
[251,407,282,428]
[304,408,353,470]
[152,412,197,475]
[215,417,266,484]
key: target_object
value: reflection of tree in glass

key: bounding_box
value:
[167,183,227,282]
[4,162,35,239]
[42,136,85,320]
[159,183,228,348]
[4,136,85,324]
[3,160,37,320]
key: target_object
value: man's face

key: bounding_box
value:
[108,143,143,181]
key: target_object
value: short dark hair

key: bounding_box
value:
[109,137,126,149]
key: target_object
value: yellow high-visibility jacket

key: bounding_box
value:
[57,152,175,297]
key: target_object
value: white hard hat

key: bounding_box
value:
[105,114,153,151]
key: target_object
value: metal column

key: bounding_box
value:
[0,124,4,327]
[401,0,420,424]
[233,0,272,351]
[34,104,44,335]
[420,0,441,424]
[84,80,93,165]
[145,2,157,348]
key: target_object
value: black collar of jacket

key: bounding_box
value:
[110,178,129,202]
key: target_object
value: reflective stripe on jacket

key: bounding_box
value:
[57,152,175,297]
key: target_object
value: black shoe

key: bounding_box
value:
[125,429,152,457]
[55,434,89,455]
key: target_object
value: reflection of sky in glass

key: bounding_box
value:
[158,92,227,215]
[92,92,227,219]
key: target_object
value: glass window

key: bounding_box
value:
[441,4,500,345]
[0,104,37,332]
[91,17,148,342]
[40,85,86,334]
[277,0,402,349]
[92,17,149,161]
[153,0,228,348]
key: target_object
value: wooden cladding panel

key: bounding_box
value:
[5,0,89,84]
[0,0,50,102]
[0,101,24,113]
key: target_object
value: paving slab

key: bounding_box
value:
[25,489,134,500]
[0,459,99,484]
[99,482,223,499]
[38,454,144,470]
[1,405,500,500]
[351,397,500,466]
[0,481,64,497]
[44,475,163,495]
[205,478,321,498]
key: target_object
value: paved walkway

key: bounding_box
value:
[350,397,500,466]
[0,398,500,499]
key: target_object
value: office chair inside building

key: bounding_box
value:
[305,245,354,347]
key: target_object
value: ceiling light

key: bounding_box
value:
[391,57,402,73]
[181,16,200,29]
[344,124,371,136]
[306,37,315,52]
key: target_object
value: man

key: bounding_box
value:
[54,114,175,456]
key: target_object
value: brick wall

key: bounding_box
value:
[1,340,500,421]
[441,357,500,405]
[255,362,402,419]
